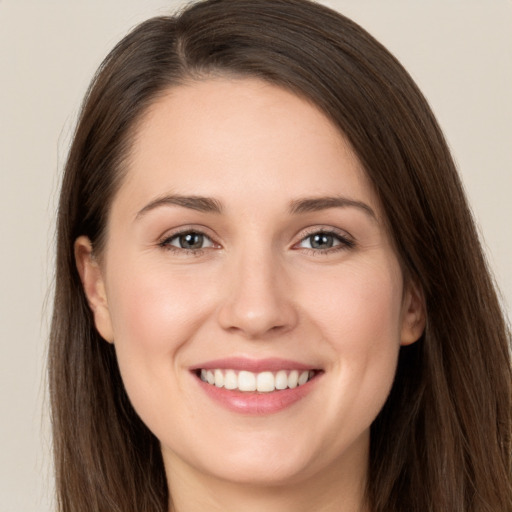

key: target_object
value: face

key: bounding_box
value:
[77,78,424,491]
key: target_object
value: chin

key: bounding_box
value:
[201,454,317,487]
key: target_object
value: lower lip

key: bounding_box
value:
[194,373,320,415]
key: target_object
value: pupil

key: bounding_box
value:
[311,233,333,249]
[180,233,203,249]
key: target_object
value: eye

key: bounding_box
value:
[160,231,215,251]
[297,230,355,252]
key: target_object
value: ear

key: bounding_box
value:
[74,236,114,343]
[400,278,426,346]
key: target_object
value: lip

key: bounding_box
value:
[191,357,322,415]
[192,357,317,373]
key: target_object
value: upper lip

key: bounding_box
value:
[191,357,319,373]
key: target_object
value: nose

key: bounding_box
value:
[216,250,299,339]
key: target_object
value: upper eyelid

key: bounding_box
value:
[296,225,354,241]
[163,231,214,244]
[158,225,218,243]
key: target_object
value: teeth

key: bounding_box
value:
[238,371,256,391]
[224,370,237,390]
[214,369,224,388]
[298,370,309,386]
[199,369,314,392]
[288,370,299,389]
[256,371,275,393]
[275,370,288,390]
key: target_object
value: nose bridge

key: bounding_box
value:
[216,240,297,338]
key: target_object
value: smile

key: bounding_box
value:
[199,369,316,392]
[192,358,322,414]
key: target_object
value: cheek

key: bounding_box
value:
[307,260,404,350]
[103,260,214,401]
[106,261,209,349]
[301,260,403,428]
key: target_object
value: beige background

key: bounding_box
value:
[1,1,510,510]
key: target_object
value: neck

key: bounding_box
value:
[165,444,369,512]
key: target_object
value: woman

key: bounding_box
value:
[49,0,512,511]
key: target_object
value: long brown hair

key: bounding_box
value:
[49,1,512,510]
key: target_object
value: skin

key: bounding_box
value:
[76,78,425,512]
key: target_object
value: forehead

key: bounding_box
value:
[116,77,379,217]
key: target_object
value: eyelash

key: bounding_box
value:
[158,227,356,256]
[294,228,355,255]
[158,228,216,256]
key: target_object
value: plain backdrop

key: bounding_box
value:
[1,1,510,510]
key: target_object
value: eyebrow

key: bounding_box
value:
[289,196,376,219]
[135,194,223,220]
[135,193,376,220]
